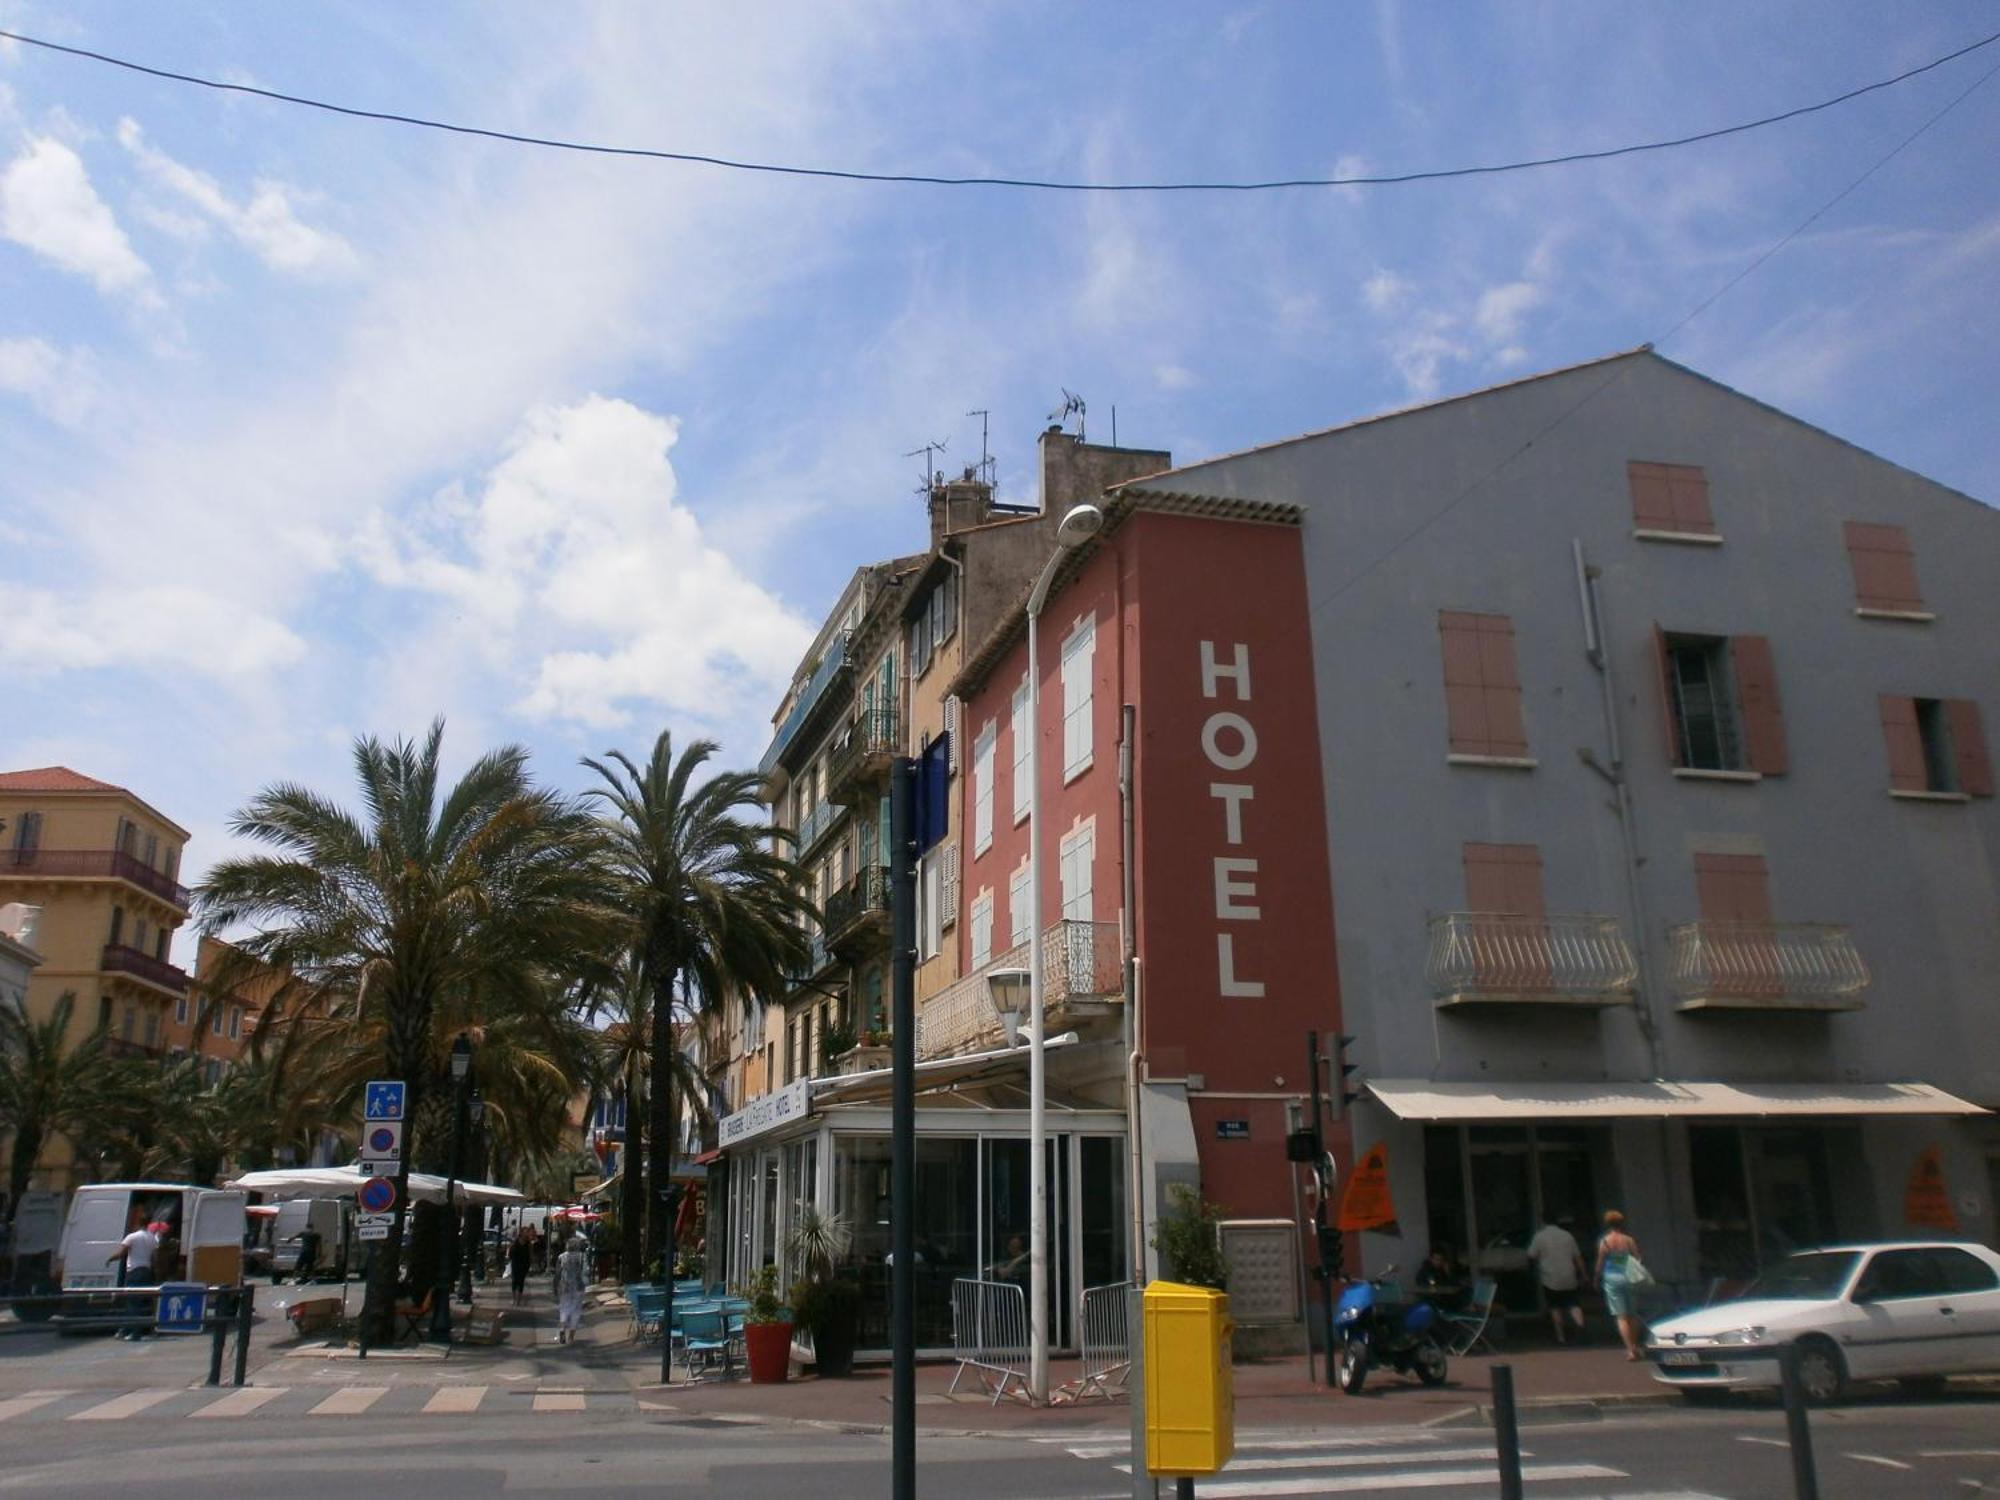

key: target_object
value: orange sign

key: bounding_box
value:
[1338,1142,1397,1232]
[1904,1147,1958,1231]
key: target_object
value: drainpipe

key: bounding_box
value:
[1120,705,1146,1284]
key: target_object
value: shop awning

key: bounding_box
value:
[809,1033,1081,1109]
[1366,1079,1987,1121]
[228,1165,528,1206]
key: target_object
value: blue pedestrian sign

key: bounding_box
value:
[155,1283,206,1335]
[364,1080,406,1121]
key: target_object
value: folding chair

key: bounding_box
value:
[680,1304,733,1379]
[1442,1277,1500,1356]
[628,1286,667,1342]
[394,1289,434,1343]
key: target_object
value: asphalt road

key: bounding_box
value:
[0,1393,1996,1498]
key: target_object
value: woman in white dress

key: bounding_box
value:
[555,1235,589,1345]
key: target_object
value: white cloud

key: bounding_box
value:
[1474,280,1546,344]
[1384,322,1470,400]
[360,395,813,731]
[2,583,306,681]
[0,335,97,425]
[1154,362,1196,391]
[1362,268,1408,313]
[117,118,357,278]
[0,135,153,298]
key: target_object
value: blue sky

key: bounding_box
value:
[3,4,1996,955]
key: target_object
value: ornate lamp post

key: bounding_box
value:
[457,1092,485,1305]
[430,1033,472,1341]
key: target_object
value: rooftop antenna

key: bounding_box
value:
[1049,389,1086,443]
[966,409,995,488]
[903,438,948,498]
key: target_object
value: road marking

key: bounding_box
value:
[1845,1453,1914,1470]
[310,1386,387,1416]
[423,1385,486,1414]
[68,1391,176,1421]
[0,1392,73,1422]
[1736,1436,1791,1448]
[192,1387,287,1418]
[1114,1448,1508,1475]
[1064,1433,1447,1459]
[533,1393,586,1412]
[1127,1465,1623,1496]
[1922,1450,2000,1459]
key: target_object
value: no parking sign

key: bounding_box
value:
[357,1175,398,1214]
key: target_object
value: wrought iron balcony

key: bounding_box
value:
[1426,912,1638,1007]
[101,942,191,997]
[1668,921,1869,1011]
[827,709,899,806]
[825,865,891,950]
[914,919,1122,1060]
[761,632,849,776]
[792,800,847,857]
[5,847,191,910]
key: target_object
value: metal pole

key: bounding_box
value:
[432,1075,466,1341]
[1490,1362,1524,1500]
[1778,1345,1821,1500]
[1306,1030,1336,1387]
[1026,579,1050,1404]
[1119,704,1145,1291]
[207,1290,226,1387]
[232,1283,254,1387]
[890,757,918,1500]
[660,1184,681,1386]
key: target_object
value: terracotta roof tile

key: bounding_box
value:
[0,766,128,795]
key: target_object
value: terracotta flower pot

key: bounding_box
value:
[744,1320,794,1383]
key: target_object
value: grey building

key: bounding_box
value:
[1139,348,1998,1305]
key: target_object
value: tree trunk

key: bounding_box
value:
[619,1051,644,1282]
[9,1120,45,1215]
[362,991,431,1344]
[646,963,676,1279]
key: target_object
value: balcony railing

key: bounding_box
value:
[761,632,849,776]
[827,709,899,805]
[792,801,847,857]
[101,943,191,997]
[1668,921,1870,1011]
[915,919,1122,1060]
[5,848,191,909]
[1426,912,1638,1007]
[825,865,890,947]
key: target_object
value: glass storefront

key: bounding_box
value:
[1424,1124,1611,1313]
[1689,1124,1860,1282]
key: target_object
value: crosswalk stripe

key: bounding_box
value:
[310,1386,388,1416]
[423,1385,487,1414]
[1114,1447,1507,1475]
[532,1393,586,1412]
[1140,1463,1624,1497]
[192,1387,287,1418]
[69,1391,176,1422]
[0,1392,73,1422]
[1064,1433,1448,1459]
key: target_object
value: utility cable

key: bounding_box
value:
[1300,53,2000,623]
[0,24,1996,193]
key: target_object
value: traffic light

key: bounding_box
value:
[1327,1033,1361,1119]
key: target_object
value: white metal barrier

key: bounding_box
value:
[1055,1281,1131,1404]
[947,1277,1030,1405]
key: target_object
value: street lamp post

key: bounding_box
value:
[431,1033,472,1342]
[457,1093,484,1305]
[1023,501,1104,1403]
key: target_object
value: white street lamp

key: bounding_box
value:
[1023,500,1103,1403]
[985,967,1030,1046]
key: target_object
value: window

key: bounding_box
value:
[154,931,169,961]
[1628,460,1716,537]
[1010,674,1032,823]
[108,906,124,946]
[1928,1246,2000,1294]
[212,1001,225,1036]
[1058,822,1095,922]
[143,1007,158,1047]
[1009,862,1032,948]
[1880,695,1993,798]
[143,832,158,869]
[227,1006,242,1041]
[116,818,137,856]
[969,890,994,971]
[1854,1248,1943,1302]
[1693,852,1772,924]
[909,612,932,680]
[121,1004,136,1042]
[916,848,942,960]
[1438,611,1529,761]
[939,842,960,930]
[931,568,958,646]
[1461,843,1545,915]
[1843,522,1927,616]
[1061,615,1096,781]
[1656,630,1788,775]
[9,811,40,854]
[972,720,997,855]
[175,995,188,1026]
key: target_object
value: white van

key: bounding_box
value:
[58,1184,247,1290]
[271,1198,344,1279]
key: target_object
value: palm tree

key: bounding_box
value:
[0,993,109,1217]
[199,719,619,1338]
[583,732,811,1275]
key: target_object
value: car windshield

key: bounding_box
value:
[1742,1251,1861,1300]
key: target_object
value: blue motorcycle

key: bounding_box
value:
[1333,1268,1449,1394]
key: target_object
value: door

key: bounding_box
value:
[982,1136,1073,1348]
[1845,1247,1955,1379]
[186,1190,247,1286]
[1925,1246,2000,1372]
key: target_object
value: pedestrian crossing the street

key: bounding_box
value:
[0,1384,629,1426]
[1031,1429,1731,1498]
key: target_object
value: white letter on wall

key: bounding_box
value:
[1213,856,1261,920]
[1209,783,1253,845]
[1217,932,1265,997]
[1201,712,1258,772]
[1200,640,1252,702]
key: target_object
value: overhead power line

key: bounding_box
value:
[1,25,1997,193]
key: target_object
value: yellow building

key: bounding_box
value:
[0,766,193,1190]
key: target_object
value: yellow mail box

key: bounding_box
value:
[1143,1280,1235,1476]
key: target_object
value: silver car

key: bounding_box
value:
[1647,1241,2000,1402]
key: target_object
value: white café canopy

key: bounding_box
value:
[1366,1079,1987,1122]
[227,1165,527,1206]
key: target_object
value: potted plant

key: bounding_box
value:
[786,1204,861,1377]
[740,1263,792,1383]
[1151,1184,1229,1290]
[822,1020,857,1061]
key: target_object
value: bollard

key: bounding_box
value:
[232,1284,254,1387]
[1175,1481,1194,1499]
[1490,1362,1524,1500]
[1777,1345,1820,1500]
[207,1293,227,1387]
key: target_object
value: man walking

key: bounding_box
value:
[108,1219,162,1341]
[1527,1214,1588,1345]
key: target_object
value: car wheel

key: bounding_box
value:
[1414,1341,1448,1386]
[1335,1340,1370,1394]
[1793,1337,1846,1404]
[1896,1375,1947,1399]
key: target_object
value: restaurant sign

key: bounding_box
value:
[718,1077,812,1149]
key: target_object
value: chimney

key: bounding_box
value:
[928,468,994,548]
[1040,428,1173,518]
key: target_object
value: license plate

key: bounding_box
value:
[1659,1350,1703,1367]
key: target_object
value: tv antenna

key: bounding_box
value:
[1050,389,1086,442]
[903,438,948,496]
